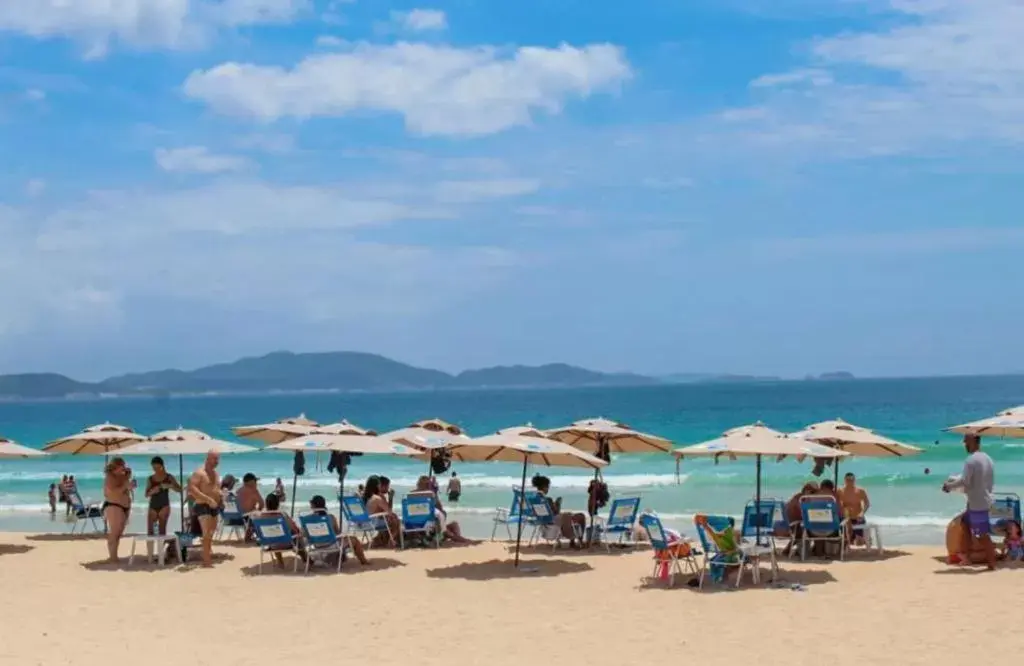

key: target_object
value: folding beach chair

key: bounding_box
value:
[990,492,1021,538]
[400,494,439,549]
[798,495,848,561]
[66,490,104,534]
[216,496,246,541]
[251,513,302,574]
[527,493,580,549]
[640,513,699,587]
[741,498,787,548]
[340,494,395,547]
[694,514,757,589]
[591,496,641,550]
[298,512,345,574]
[491,487,538,541]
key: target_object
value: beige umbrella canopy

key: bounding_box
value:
[546,417,673,455]
[448,426,608,566]
[673,422,848,462]
[42,422,145,455]
[0,436,48,459]
[266,434,417,456]
[232,413,319,444]
[315,420,375,436]
[790,419,922,457]
[118,428,258,456]
[948,407,1024,439]
[381,418,471,456]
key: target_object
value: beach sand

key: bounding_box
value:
[0,534,1016,666]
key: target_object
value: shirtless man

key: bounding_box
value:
[839,472,871,545]
[188,452,221,567]
[236,473,265,541]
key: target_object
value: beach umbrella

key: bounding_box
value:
[791,418,922,483]
[546,417,673,455]
[232,413,319,444]
[448,426,608,567]
[42,422,145,455]
[381,418,471,476]
[948,407,1024,439]
[267,433,418,518]
[673,422,849,544]
[0,436,48,459]
[315,420,374,436]
[118,428,258,531]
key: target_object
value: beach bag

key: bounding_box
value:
[293,451,305,476]
[430,449,452,475]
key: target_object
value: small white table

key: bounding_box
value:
[128,534,182,566]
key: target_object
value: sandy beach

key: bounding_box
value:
[0,534,1017,666]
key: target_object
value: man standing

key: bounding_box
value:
[943,434,996,570]
[446,472,462,504]
[839,472,871,545]
[188,451,221,568]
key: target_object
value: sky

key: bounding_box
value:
[0,0,1022,380]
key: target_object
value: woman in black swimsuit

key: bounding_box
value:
[145,456,182,537]
[102,457,133,563]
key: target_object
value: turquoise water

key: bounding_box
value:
[1,376,1022,543]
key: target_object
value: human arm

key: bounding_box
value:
[944,462,971,492]
[145,477,160,498]
[860,489,870,514]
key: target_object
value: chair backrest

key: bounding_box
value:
[741,499,780,539]
[221,496,243,521]
[66,490,86,512]
[991,492,1021,537]
[340,494,370,523]
[640,513,672,550]
[800,495,842,536]
[299,512,338,548]
[694,514,736,555]
[401,494,435,529]
[527,493,555,525]
[251,514,294,549]
[606,497,641,528]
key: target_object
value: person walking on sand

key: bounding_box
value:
[188,452,221,568]
[102,458,133,563]
[944,434,997,570]
[446,471,462,504]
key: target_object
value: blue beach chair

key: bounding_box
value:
[798,495,848,561]
[694,514,757,589]
[991,492,1021,537]
[400,494,439,549]
[741,498,789,547]
[216,495,246,541]
[591,496,641,550]
[251,513,302,574]
[527,493,581,549]
[340,494,395,547]
[640,513,699,587]
[298,512,345,574]
[66,490,104,534]
[491,487,538,541]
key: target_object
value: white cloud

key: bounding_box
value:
[718,0,1024,156]
[434,178,541,203]
[183,41,632,136]
[25,179,46,198]
[23,88,46,102]
[316,35,344,47]
[154,146,251,173]
[0,0,307,57]
[390,9,447,32]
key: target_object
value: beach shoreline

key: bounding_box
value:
[0,533,1018,666]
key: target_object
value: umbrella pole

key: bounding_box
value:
[290,473,298,516]
[513,456,528,568]
[338,466,346,539]
[179,454,185,533]
[755,454,763,546]
[834,459,840,487]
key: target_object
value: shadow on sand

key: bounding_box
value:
[426,558,592,581]
[510,543,648,559]
[239,555,406,577]
[26,533,104,543]
[639,566,838,593]
[80,552,236,573]
[0,544,35,556]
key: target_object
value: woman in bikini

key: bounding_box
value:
[102,457,133,562]
[145,456,181,537]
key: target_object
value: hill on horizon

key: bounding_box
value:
[0,351,657,399]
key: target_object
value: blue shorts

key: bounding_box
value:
[963,510,991,536]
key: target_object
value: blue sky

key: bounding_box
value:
[1,0,1022,380]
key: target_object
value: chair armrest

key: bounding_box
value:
[494,508,510,519]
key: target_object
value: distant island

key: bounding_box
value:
[804,371,857,381]
[0,352,659,399]
[0,351,863,400]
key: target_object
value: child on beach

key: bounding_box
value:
[1001,520,1024,561]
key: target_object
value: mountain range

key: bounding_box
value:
[0,351,658,399]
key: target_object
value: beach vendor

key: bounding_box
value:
[943,434,996,570]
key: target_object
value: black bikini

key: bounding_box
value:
[102,501,131,516]
[147,475,171,512]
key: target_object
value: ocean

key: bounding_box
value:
[1,375,1022,544]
